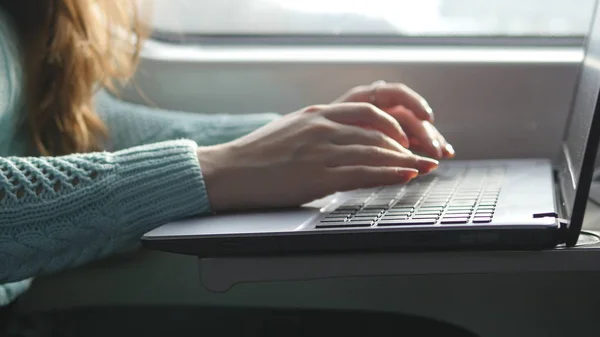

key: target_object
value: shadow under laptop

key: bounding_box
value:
[3,305,480,337]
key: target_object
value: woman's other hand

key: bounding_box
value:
[197,103,440,212]
[333,81,454,159]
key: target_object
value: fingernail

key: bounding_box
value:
[418,157,439,174]
[432,140,443,158]
[423,101,434,121]
[445,143,455,157]
[425,105,433,116]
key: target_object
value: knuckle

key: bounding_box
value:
[396,83,409,92]
[307,119,337,136]
[355,102,377,113]
[303,104,328,114]
[349,85,367,95]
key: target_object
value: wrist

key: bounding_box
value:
[196,144,235,213]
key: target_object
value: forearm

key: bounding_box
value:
[0,140,209,284]
[95,90,281,151]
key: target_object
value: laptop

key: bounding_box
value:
[141,5,600,257]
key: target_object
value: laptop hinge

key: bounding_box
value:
[557,218,570,243]
[532,211,569,243]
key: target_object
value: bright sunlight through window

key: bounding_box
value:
[148,0,596,37]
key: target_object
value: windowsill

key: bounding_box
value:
[141,39,584,64]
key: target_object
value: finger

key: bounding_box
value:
[423,122,455,159]
[386,106,442,159]
[444,142,456,158]
[323,103,410,148]
[330,124,412,154]
[341,82,434,122]
[326,166,419,192]
[325,144,439,174]
[376,83,434,122]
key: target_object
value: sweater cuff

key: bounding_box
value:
[109,139,210,243]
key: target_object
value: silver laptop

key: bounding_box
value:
[141,4,600,257]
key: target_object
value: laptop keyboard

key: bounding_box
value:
[316,167,505,229]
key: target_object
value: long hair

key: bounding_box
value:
[2,0,149,156]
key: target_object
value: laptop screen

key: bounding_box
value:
[559,0,600,244]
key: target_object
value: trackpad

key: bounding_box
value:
[144,196,334,238]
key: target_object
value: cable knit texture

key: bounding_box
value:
[0,6,279,306]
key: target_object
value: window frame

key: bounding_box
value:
[149,32,586,48]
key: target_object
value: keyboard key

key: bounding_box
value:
[451,197,477,201]
[411,215,439,220]
[414,211,441,216]
[362,206,387,211]
[384,214,411,219]
[421,200,447,206]
[472,217,492,223]
[320,218,348,222]
[420,204,446,209]
[444,210,472,214]
[396,202,420,207]
[441,218,469,224]
[388,206,414,211]
[351,215,378,221]
[441,213,471,218]
[394,203,418,208]
[449,205,475,209]
[323,214,348,221]
[354,212,381,218]
[382,213,411,218]
[449,207,475,211]
[377,219,437,226]
[422,198,449,202]
[381,215,409,221]
[475,212,494,217]
[386,209,412,214]
[327,211,352,216]
[346,218,375,223]
[452,195,480,200]
[450,201,476,205]
[419,205,445,210]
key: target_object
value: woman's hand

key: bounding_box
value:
[333,81,454,159]
[197,103,440,212]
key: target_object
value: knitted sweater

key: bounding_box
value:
[0,9,279,305]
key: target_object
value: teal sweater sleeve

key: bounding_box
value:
[0,104,280,286]
[0,140,210,284]
[95,90,281,150]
